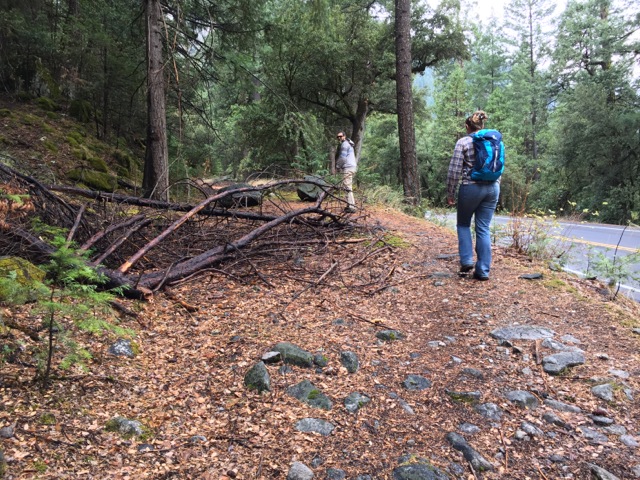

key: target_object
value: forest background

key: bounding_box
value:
[0,0,639,225]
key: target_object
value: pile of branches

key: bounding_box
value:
[0,161,365,299]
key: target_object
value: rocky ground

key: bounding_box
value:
[1,204,639,479]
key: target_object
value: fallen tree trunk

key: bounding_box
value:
[2,165,349,299]
[135,198,336,290]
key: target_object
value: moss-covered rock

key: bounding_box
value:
[0,257,47,303]
[69,99,92,123]
[68,168,117,192]
[36,97,58,112]
[113,149,137,170]
[0,257,46,285]
[0,109,12,118]
[87,156,109,173]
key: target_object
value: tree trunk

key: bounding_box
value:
[395,0,420,205]
[351,98,369,161]
[142,0,169,201]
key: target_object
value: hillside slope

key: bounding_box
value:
[0,99,639,479]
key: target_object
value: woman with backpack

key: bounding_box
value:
[446,111,503,281]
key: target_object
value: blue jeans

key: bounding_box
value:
[456,182,500,278]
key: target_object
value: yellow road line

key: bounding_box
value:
[551,235,640,253]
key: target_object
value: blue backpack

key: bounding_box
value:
[470,129,505,181]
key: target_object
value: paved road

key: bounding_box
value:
[426,211,640,302]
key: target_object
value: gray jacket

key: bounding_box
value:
[337,139,357,172]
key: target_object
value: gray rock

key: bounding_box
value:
[541,338,582,352]
[340,351,359,373]
[295,418,335,436]
[392,461,449,480]
[460,368,484,379]
[398,399,415,415]
[505,390,539,409]
[603,424,627,435]
[590,415,614,426]
[514,430,530,441]
[108,338,136,358]
[519,273,543,280]
[448,462,465,476]
[608,369,630,379]
[427,341,445,348]
[544,398,582,413]
[475,403,503,421]
[549,454,566,463]
[459,423,480,434]
[217,183,262,208]
[490,325,555,341]
[542,351,585,375]
[190,435,207,444]
[632,464,640,478]
[625,388,634,401]
[446,432,494,472]
[620,435,639,447]
[579,426,609,444]
[137,443,154,452]
[273,342,314,368]
[297,175,330,202]
[633,328,640,335]
[287,461,314,480]
[287,380,332,410]
[587,463,620,480]
[261,351,281,364]
[542,412,569,429]
[0,425,14,439]
[402,375,432,391]
[592,383,615,402]
[105,416,145,438]
[521,421,544,437]
[244,361,271,393]
[326,468,346,480]
[344,392,371,413]
[376,330,405,342]
[560,334,581,344]
[313,353,328,367]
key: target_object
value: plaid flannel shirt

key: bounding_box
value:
[447,136,474,200]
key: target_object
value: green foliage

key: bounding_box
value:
[501,211,573,265]
[587,246,640,301]
[0,228,132,387]
[39,412,57,425]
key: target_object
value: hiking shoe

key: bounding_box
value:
[460,264,474,273]
[344,207,357,213]
[473,272,489,281]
